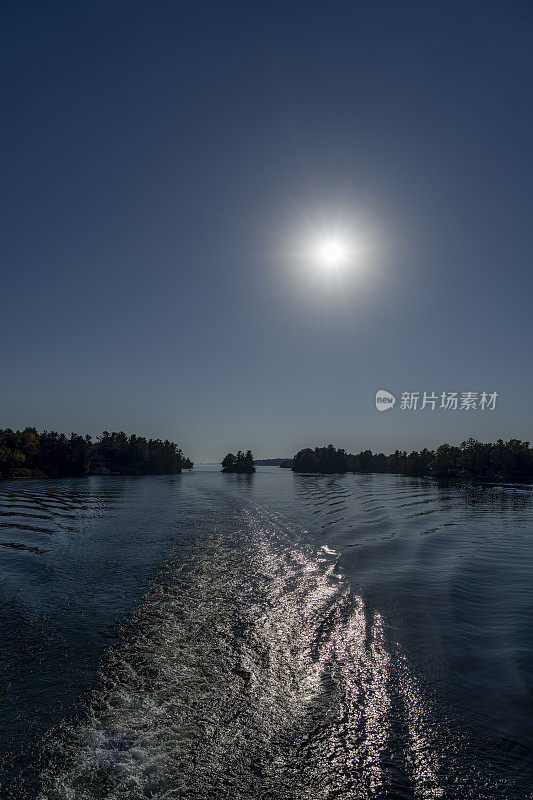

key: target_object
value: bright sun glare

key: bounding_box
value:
[316,237,350,270]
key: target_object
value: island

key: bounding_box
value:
[254,458,292,466]
[221,450,255,473]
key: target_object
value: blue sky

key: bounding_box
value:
[1,1,532,460]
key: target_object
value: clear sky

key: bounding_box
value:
[1,1,532,461]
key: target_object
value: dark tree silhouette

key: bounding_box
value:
[221,450,255,473]
[292,445,348,474]
[0,428,191,478]
[291,440,533,479]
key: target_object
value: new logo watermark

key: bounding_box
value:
[375,390,498,411]
[375,389,396,411]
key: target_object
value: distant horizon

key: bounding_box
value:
[1,421,531,465]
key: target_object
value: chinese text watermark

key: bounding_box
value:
[375,390,498,412]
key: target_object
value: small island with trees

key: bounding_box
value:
[221,450,255,473]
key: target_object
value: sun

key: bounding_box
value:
[315,236,350,270]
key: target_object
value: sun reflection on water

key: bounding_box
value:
[37,500,445,799]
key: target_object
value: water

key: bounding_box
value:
[0,467,531,799]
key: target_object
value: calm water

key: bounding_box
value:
[0,467,531,799]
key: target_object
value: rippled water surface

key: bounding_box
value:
[0,467,531,799]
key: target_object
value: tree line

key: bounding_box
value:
[2,430,531,480]
[0,428,192,478]
[292,439,533,478]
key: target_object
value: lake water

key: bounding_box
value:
[0,466,531,799]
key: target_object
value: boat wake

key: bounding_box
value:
[37,496,445,800]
